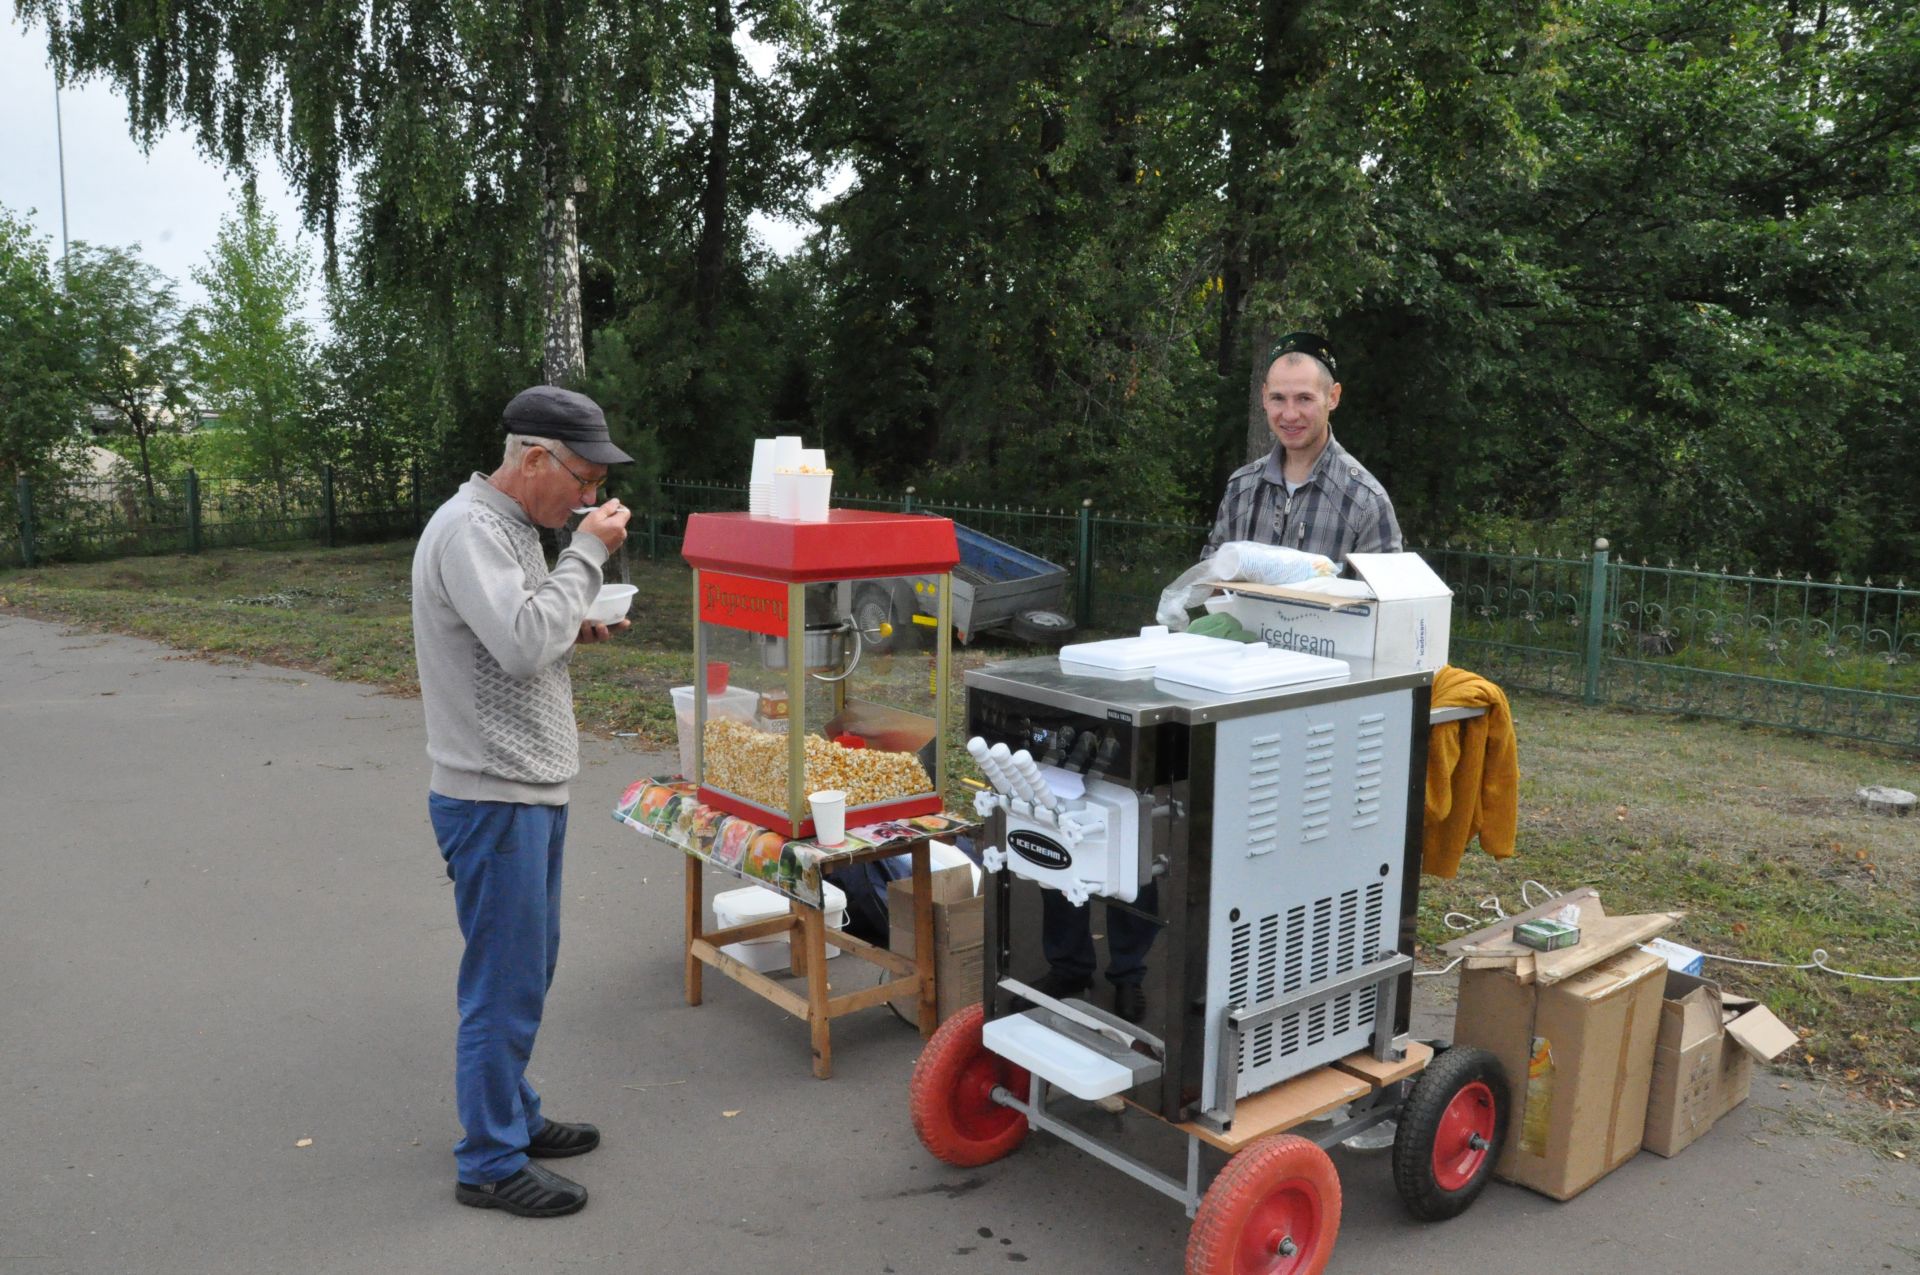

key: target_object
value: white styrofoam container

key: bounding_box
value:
[713,882,848,973]
[1057,625,1242,679]
[1214,551,1452,670]
[1153,644,1349,695]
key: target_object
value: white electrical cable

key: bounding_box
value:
[1426,878,1920,984]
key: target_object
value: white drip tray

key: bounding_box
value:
[982,1011,1142,1101]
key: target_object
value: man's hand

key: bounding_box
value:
[580,499,631,553]
[578,618,631,645]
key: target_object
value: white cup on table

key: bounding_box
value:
[809,789,847,847]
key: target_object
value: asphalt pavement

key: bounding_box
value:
[2,612,1914,1274]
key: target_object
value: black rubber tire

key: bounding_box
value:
[1008,608,1076,645]
[1390,1046,1510,1222]
[853,584,898,654]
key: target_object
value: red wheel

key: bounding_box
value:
[909,1003,1030,1166]
[1186,1135,1341,1275]
[1392,1046,1510,1221]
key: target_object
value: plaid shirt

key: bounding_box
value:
[1203,435,1402,563]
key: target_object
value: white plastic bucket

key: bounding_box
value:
[712,882,848,972]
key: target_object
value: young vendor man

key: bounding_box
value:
[1204,332,1403,560]
[411,385,633,1218]
[1034,335,1403,1025]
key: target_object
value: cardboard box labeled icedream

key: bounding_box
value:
[1452,946,1667,1201]
[1212,552,1452,670]
[1644,970,1797,1157]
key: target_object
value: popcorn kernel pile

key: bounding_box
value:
[703,718,930,810]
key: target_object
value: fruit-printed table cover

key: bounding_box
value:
[614,778,976,908]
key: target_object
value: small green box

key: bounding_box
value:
[1514,919,1581,951]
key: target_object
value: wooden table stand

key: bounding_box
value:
[683,839,940,1079]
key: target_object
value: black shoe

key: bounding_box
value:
[1013,968,1093,1011]
[1113,983,1147,1024]
[527,1118,601,1159]
[455,1162,588,1217]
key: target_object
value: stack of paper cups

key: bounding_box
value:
[799,447,826,472]
[749,439,774,515]
[773,436,802,472]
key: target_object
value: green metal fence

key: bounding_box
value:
[3,465,433,565]
[1428,541,1920,749]
[8,469,1916,750]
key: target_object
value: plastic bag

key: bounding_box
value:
[1155,541,1336,630]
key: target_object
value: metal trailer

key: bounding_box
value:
[909,656,1511,1274]
[874,522,1074,648]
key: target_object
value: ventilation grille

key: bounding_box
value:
[1299,721,1335,843]
[1232,881,1388,1077]
[1352,711,1385,830]
[1244,731,1283,857]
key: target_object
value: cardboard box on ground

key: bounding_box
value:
[888,864,984,1024]
[1454,945,1669,1201]
[1644,970,1797,1157]
[1444,888,1798,1198]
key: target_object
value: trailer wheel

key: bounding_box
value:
[1186,1135,1340,1275]
[910,1004,1030,1166]
[1391,1046,1509,1222]
[1010,608,1076,645]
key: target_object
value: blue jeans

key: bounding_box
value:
[428,793,568,1184]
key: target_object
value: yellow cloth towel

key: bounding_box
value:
[1422,665,1518,877]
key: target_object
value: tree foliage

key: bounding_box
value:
[0,208,87,489]
[17,0,1920,575]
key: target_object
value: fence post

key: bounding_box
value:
[1583,537,1611,705]
[14,474,35,568]
[186,469,202,554]
[903,485,916,514]
[1076,498,1094,625]
[323,464,337,547]
[410,460,424,533]
[647,505,659,560]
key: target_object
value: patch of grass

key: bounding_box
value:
[8,541,1920,1121]
[1419,696,1920,1112]
[1772,1099,1920,1163]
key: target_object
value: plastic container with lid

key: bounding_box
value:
[1057,625,1242,679]
[1151,644,1350,696]
[713,882,848,972]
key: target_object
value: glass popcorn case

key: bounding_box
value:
[681,510,959,839]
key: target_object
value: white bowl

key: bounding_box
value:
[587,584,638,624]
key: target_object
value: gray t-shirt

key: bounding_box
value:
[410,475,609,805]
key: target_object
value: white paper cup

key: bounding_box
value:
[809,789,847,846]
[773,435,802,472]
[799,447,826,472]
[751,438,775,485]
[772,471,800,519]
[793,471,832,521]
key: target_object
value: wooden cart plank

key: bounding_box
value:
[1171,1069,1371,1153]
[1330,1040,1433,1089]
[825,929,916,975]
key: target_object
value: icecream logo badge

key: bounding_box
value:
[1008,829,1072,871]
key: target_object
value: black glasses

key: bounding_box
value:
[536,445,605,497]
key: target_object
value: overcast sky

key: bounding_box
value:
[2,18,819,324]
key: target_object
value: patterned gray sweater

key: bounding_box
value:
[411,476,609,805]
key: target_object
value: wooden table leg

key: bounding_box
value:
[800,902,832,1078]
[684,854,704,1007]
[788,899,810,980]
[912,843,937,1037]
